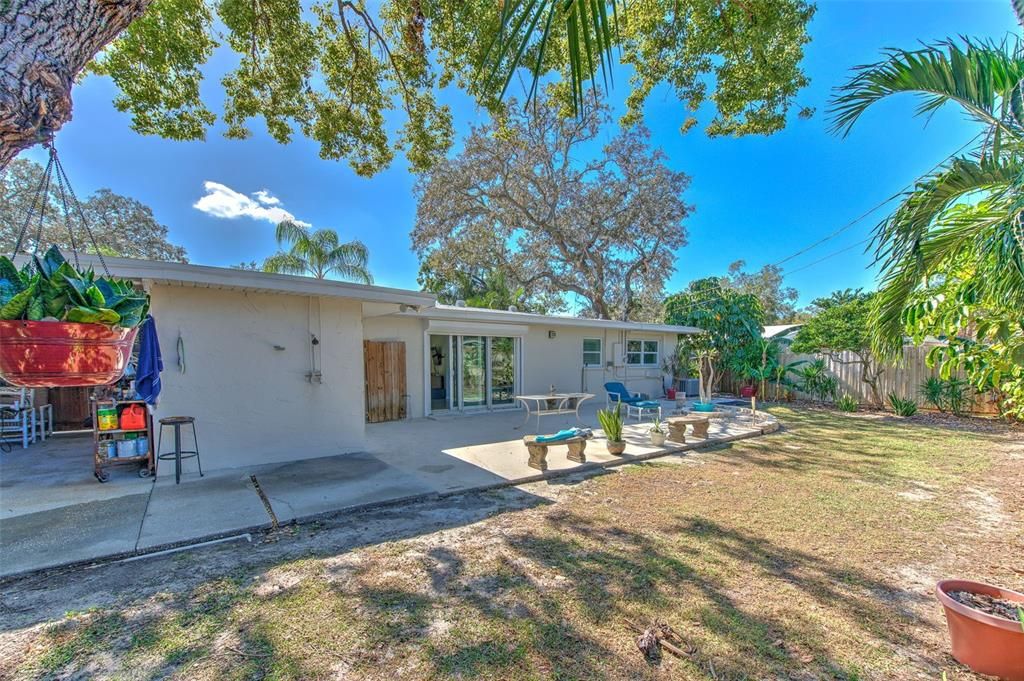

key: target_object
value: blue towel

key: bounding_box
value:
[636,400,660,407]
[135,315,163,406]
[536,427,591,443]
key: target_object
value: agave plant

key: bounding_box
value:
[0,246,149,328]
[597,403,624,442]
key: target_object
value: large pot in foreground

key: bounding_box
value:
[0,320,138,388]
[936,579,1024,680]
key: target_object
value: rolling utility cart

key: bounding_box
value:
[92,398,155,482]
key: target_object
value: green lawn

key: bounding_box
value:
[4,407,1021,680]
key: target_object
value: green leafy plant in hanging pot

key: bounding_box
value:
[0,246,149,327]
[0,246,150,388]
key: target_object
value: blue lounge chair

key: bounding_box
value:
[604,382,661,422]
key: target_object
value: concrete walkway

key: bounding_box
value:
[0,402,776,578]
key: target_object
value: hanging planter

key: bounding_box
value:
[0,320,138,388]
[0,146,149,388]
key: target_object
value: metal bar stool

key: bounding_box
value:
[157,416,203,484]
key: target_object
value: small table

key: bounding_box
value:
[515,393,594,433]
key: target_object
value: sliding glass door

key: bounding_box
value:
[460,336,487,408]
[490,337,516,406]
[441,335,519,412]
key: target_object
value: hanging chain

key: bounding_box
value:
[52,148,110,276]
[52,149,82,270]
[10,150,55,259]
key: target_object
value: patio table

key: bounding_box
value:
[514,393,594,433]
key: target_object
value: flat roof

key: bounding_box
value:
[59,254,438,307]
[36,255,699,333]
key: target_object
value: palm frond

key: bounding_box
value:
[873,155,1022,273]
[1015,0,1024,28]
[829,38,1024,138]
[871,190,1024,357]
[275,220,310,249]
[262,252,308,276]
[479,0,621,112]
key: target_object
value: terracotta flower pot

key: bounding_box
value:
[606,440,626,455]
[0,320,138,388]
[936,579,1024,681]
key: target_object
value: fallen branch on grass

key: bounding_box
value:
[625,618,696,659]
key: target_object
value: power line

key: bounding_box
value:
[769,130,985,269]
[784,237,872,276]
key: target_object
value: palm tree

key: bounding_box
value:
[263,221,373,284]
[828,34,1024,358]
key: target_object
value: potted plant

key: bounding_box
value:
[597,404,626,455]
[935,579,1024,680]
[0,246,150,388]
[649,419,666,446]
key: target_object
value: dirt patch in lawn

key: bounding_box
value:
[1,407,1021,680]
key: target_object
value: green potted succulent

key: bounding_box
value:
[649,419,666,447]
[597,403,626,455]
[0,246,150,387]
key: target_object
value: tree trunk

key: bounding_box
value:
[0,0,151,168]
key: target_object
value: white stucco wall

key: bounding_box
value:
[148,285,366,471]
[361,313,426,418]
[522,326,677,402]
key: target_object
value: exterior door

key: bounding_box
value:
[364,340,407,423]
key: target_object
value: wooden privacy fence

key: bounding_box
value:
[777,344,997,414]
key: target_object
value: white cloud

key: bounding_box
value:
[193,181,310,227]
[252,189,281,206]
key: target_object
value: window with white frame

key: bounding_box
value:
[582,338,602,366]
[626,339,659,366]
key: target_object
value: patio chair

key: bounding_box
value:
[603,382,661,423]
[0,403,31,449]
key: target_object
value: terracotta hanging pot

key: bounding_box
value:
[935,579,1024,681]
[0,320,138,388]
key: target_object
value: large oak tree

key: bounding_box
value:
[0,0,815,171]
[412,94,691,321]
[0,158,187,261]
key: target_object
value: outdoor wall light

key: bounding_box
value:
[273,345,286,351]
[548,330,556,339]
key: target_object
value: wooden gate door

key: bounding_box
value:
[364,340,407,423]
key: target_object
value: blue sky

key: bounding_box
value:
[21,0,1019,306]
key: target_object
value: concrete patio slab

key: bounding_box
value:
[0,492,150,576]
[1,399,776,578]
[1,435,151,519]
[136,469,269,550]
[252,451,447,522]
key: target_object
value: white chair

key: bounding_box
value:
[0,398,31,449]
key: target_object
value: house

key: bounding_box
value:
[77,256,699,471]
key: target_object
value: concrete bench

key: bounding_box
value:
[665,415,710,442]
[523,435,589,471]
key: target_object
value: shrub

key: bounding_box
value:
[888,393,918,417]
[920,376,973,416]
[944,378,971,416]
[920,376,947,412]
[795,359,839,402]
[836,394,859,412]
